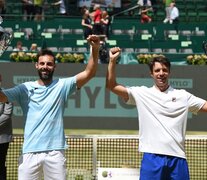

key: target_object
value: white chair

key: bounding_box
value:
[58,28,72,34]
[112,29,123,35]
[73,29,83,34]
[74,47,88,53]
[59,47,73,53]
[135,48,149,53]
[47,47,58,52]
[151,48,163,53]
[163,48,177,53]
[122,48,134,53]
[179,48,193,54]
[193,30,205,36]
[43,28,57,34]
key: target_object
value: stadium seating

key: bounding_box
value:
[3,19,206,56]
[1,0,207,57]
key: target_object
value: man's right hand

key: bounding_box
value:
[87,35,100,49]
[109,47,121,63]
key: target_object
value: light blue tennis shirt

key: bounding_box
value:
[3,76,76,154]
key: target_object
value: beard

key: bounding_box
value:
[38,69,54,81]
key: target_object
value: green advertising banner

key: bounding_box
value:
[12,76,193,118]
[0,63,206,130]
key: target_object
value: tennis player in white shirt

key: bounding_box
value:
[106,47,207,180]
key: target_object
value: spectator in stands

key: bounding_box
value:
[22,0,35,21]
[169,2,179,24]
[0,0,6,19]
[99,39,109,64]
[52,0,67,16]
[0,35,100,180]
[101,10,111,39]
[163,0,173,23]
[106,48,207,180]
[140,5,153,23]
[81,7,93,39]
[138,0,153,23]
[30,43,38,52]
[151,0,158,15]
[13,41,27,51]
[90,4,103,35]
[163,1,179,24]
[34,0,44,21]
[0,74,13,180]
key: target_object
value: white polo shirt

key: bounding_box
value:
[127,85,205,158]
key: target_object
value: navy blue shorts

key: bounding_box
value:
[140,153,190,180]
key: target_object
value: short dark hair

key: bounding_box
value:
[148,56,171,73]
[37,49,55,63]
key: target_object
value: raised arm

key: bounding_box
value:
[199,101,207,112]
[106,47,129,101]
[76,35,100,89]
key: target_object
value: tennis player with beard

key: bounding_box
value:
[0,34,100,180]
[106,47,207,180]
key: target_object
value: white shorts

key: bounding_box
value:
[18,150,67,180]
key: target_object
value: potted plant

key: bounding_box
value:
[10,52,38,62]
[137,54,166,64]
[55,53,84,63]
[186,54,207,65]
